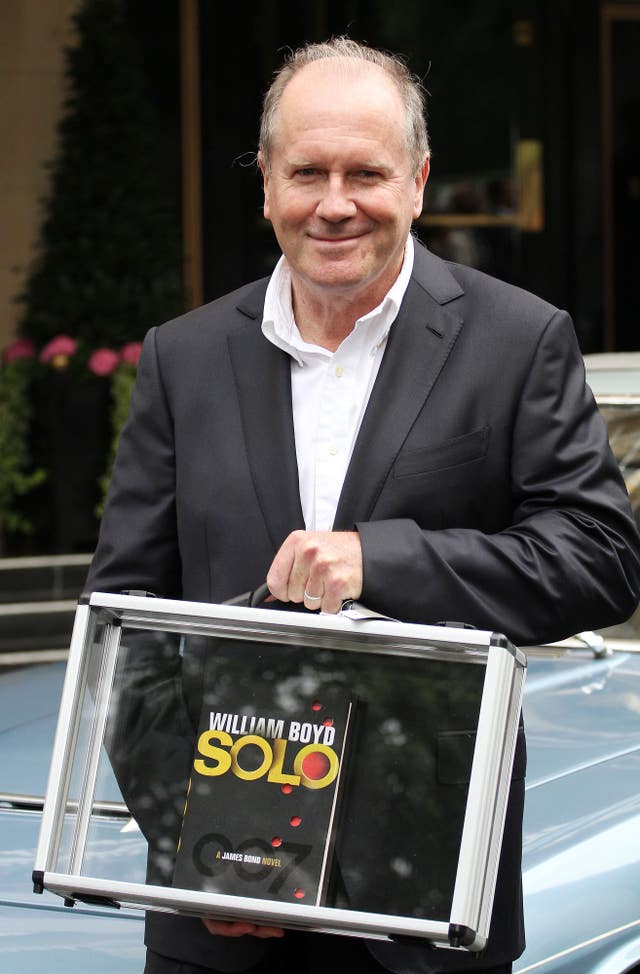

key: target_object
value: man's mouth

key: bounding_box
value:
[308,232,366,243]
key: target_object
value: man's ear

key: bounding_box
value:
[258,151,271,220]
[412,154,430,219]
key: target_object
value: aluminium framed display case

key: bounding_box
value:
[34,592,526,953]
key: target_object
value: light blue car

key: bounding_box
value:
[513,354,640,974]
[0,660,145,972]
[1,354,639,973]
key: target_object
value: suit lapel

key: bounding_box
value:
[228,284,305,551]
[227,244,465,541]
[333,244,464,529]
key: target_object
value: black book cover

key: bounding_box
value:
[173,669,354,907]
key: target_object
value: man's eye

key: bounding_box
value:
[357,170,379,179]
[295,168,318,177]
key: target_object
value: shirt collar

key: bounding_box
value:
[261,235,415,366]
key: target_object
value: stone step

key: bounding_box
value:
[0,599,77,654]
[0,554,91,604]
[0,555,91,654]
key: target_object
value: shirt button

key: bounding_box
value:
[328,445,339,456]
[335,365,345,377]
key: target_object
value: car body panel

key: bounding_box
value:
[0,664,146,973]
[583,351,640,398]
[3,646,640,974]
[512,354,640,974]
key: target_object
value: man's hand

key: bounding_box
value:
[267,530,363,613]
[202,918,284,938]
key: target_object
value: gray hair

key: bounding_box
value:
[259,37,430,175]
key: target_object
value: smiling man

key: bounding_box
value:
[257,53,430,616]
[259,58,428,329]
[86,37,640,974]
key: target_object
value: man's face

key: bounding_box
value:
[259,61,429,309]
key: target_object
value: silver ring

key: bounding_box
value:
[304,590,322,601]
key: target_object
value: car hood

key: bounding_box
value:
[0,790,145,973]
[4,654,640,972]
[517,651,640,972]
[523,648,640,779]
[0,661,146,972]
[0,661,121,799]
[522,650,640,865]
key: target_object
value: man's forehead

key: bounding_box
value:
[272,59,405,151]
[278,58,402,115]
[288,56,390,83]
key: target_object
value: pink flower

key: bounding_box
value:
[3,337,36,363]
[39,334,78,365]
[88,347,120,376]
[120,341,143,366]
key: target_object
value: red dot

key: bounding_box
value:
[301,750,331,780]
[294,888,305,899]
[323,718,333,727]
[272,836,282,848]
[281,784,292,794]
[290,815,301,827]
[311,700,322,712]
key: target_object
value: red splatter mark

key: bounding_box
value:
[323,718,333,727]
[311,700,322,712]
[290,815,301,827]
[271,836,282,848]
[294,888,305,899]
[281,784,292,794]
[301,750,331,781]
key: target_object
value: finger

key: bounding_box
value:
[202,919,255,937]
[303,578,324,611]
[286,536,318,603]
[202,918,284,938]
[319,574,347,614]
[266,532,300,601]
[251,925,286,939]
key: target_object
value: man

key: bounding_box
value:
[86,37,640,974]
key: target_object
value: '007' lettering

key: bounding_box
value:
[191,832,311,894]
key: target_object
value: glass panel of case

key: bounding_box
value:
[68,617,487,921]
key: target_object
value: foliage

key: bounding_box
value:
[0,357,47,541]
[17,0,185,347]
[0,332,142,550]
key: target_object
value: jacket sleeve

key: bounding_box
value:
[357,311,640,646]
[84,328,193,874]
[84,326,182,601]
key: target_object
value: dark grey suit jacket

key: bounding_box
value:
[86,241,640,972]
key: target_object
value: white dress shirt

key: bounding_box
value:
[261,235,414,532]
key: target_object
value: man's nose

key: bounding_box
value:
[315,176,357,221]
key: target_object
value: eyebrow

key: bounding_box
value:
[285,158,394,174]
